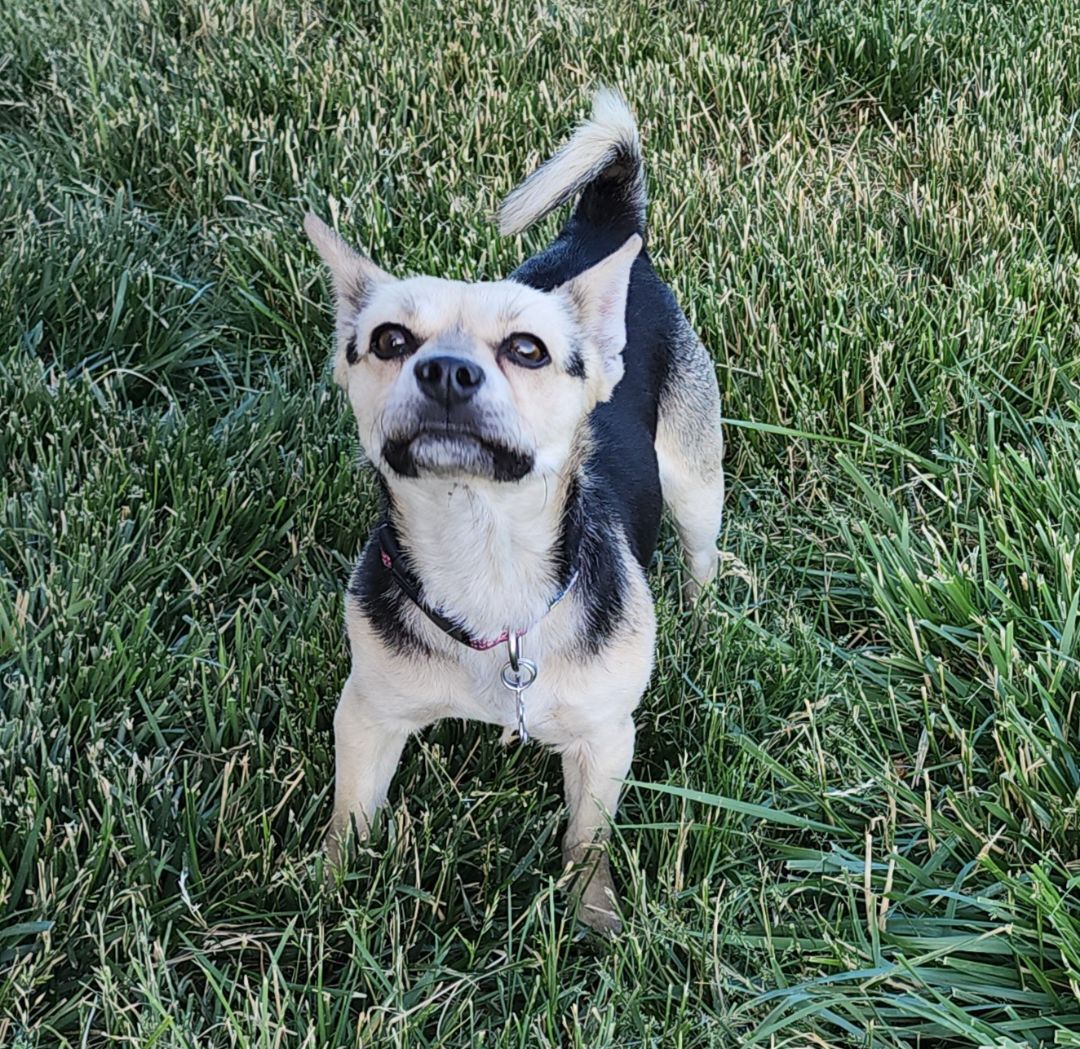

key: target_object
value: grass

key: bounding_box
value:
[2,0,1080,1044]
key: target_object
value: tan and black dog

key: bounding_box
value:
[306,89,724,933]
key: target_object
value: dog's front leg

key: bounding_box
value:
[325,675,413,867]
[559,716,635,935]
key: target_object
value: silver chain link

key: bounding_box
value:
[501,633,537,743]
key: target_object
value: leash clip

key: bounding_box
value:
[501,633,537,744]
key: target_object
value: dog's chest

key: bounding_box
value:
[384,636,605,746]
[348,533,657,744]
[439,640,563,732]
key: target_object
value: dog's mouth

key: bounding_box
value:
[382,423,534,482]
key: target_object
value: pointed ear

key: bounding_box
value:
[558,234,641,401]
[304,212,393,309]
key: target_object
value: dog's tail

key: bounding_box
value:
[497,88,645,237]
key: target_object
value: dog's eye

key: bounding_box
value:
[500,333,550,368]
[370,323,418,360]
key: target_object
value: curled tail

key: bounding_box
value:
[497,88,646,237]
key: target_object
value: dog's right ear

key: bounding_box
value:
[305,213,395,387]
[557,233,641,403]
[304,212,393,310]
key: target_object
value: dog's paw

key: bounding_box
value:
[564,846,622,937]
[682,561,717,604]
[574,875,622,936]
[322,828,346,881]
[323,814,366,880]
[682,549,719,605]
[681,576,706,605]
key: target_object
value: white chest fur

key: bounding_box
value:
[387,476,574,641]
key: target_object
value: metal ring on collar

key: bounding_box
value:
[501,658,537,691]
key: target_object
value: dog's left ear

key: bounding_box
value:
[558,233,642,402]
[304,212,393,310]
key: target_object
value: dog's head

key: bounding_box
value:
[305,214,639,484]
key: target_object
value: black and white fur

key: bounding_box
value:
[306,89,724,934]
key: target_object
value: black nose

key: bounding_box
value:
[414,355,485,406]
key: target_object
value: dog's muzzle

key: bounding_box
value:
[381,413,533,484]
[380,355,533,481]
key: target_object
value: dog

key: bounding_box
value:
[305,89,725,934]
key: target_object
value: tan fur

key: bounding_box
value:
[498,88,644,236]
[656,320,725,601]
[306,94,723,936]
[307,212,657,932]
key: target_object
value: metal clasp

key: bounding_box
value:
[501,633,537,743]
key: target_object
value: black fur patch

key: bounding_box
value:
[380,437,421,478]
[559,474,629,654]
[491,445,535,482]
[345,334,359,364]
[348,476,429,657]
[348,533,431,658]
[566,348,586,379]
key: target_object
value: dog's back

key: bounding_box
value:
[499,91,724,582]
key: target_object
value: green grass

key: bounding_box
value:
[2,0,1080,1044]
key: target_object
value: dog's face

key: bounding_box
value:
[305,214,640,484]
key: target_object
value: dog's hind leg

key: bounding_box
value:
[656,317,725,602]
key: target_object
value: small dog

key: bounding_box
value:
[306,89,724,933]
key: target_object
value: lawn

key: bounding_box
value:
[3,0,1080,1045]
